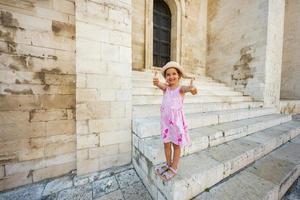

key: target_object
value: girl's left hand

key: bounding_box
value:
[189,86,197,95]
[189,78,197,95]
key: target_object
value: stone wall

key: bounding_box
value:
[181,0,207,74]
[207,0,269,100]
[0,0,76,191]
[75,0,132,175]
[281,0,300,99]
[207,0,285,106]
[132,0,207,73]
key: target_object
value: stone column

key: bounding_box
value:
[75,0,132,175]
[264,0,285,107]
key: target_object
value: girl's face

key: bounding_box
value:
[165,68,180,86]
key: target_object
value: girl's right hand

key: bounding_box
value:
[153,71,159,86]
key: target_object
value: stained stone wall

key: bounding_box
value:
[206,0,285,107]
[75,0,132,175]
[207,0,269,101]
[0,0,76,191]
[132,0,207,73]
[281,0,300,99]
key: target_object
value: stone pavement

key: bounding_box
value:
[0,164,152,200]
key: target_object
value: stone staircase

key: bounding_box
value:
[131,70,300,200]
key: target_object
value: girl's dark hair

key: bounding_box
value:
[163,67,182,78]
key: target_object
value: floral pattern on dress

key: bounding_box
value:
[160,86,190,148]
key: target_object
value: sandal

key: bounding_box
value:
[155,163,170,176]
[160,167,177,181]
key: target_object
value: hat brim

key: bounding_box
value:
[161,61,186,78]
[161,65,186,78]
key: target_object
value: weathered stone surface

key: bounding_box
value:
[121,181,152,200]
[94,190,124,200]
[57,184,92,200]
[0,182,45,200]
[195,171,278,200]
[115,169,140,189]
[42,176,73,196]
[92,176,119,198]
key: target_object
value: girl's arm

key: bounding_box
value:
[180,86,197,95]
[153,77,167,91]
[180,78,197,95]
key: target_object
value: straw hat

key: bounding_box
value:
[161,61,186,78]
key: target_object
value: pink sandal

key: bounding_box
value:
[160,167,177,181]
[155,163,169,176]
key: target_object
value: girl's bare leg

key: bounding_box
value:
[164,142,172,166]
[171,143,181,170]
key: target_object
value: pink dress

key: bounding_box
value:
[160,86,190,148]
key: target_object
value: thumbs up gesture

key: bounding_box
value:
[153,70,159,86]
[189,77,197,95]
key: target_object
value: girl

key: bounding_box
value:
[153,61,197,181]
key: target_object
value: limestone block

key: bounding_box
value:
[100,130,131,146]
[118,142,131,153]
[76,21,109,42]
[107,62,131,76]
[88,118,131,133]
[77,133,99,149]
[0,166,4,178]
[36,7,73,24]
[76,73,86,88]
[101,43,119,62]
[110,101,126,118]
[29,109,68,122]
[0,172,41,195]
[120,46,131,64]
[108,8,124,22]
[77,38,101,60]
[1,10,52,31]
[44,135,76,157]
[53,0,74,15]
[88,144,119,159]
[40,94,75,109]
[109,30,131,47]
[86,74,114,89]
[30,31,75,52]
[32,161,75,182]
[76,120,89,135]
[18,147,45,161]
[46,120,75,136]
[0,111,29,124]
[76,58,107,74]
[77,149,89,161]
[99,89,116,101]
[116,90,131,101]
[76,88,98,102]
[0,121,46,141]
[76,101,111,120]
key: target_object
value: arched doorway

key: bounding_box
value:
[153,0,171,67]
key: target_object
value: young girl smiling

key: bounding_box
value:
[153,61,197,181]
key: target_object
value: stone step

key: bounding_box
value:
[132,70,207,79]
[132,87,243,96]
[195,134,300,200]
[133,84,234,91]
[133,101,263,118]
[132,79,226,88]
[133,107,277,138]
[134,113,291,165]
[133,120,300,200]
[132,95,252,105]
